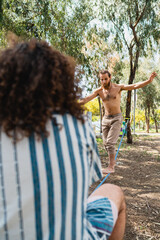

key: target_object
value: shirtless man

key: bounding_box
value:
[80,70,157,174]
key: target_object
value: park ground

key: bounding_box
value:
[90,134,160,240]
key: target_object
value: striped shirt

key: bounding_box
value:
[0,113,102,240]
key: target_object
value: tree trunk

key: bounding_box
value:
[145,107,150,133]
[152,109,158,133]
[125,45,139,144]
[0,0,3,24]
[98,96,102,135]
[146,119,149,133]
[125,90,132,143]
[155,121,158,133]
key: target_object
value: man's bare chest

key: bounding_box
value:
[101,89,121,102]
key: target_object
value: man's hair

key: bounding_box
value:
[0,39,84,139]
[99,70,111,78]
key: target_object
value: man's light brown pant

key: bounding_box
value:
[102,113,123,155]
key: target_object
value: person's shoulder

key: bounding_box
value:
[113,83,124,90]
[94,86,103,94]
[95,86,103,91]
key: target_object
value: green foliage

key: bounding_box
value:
[136,59,160,112]
[82,30,113,91]
[97,0,160,73]
[82,28,125,94]
[102,0,159,48]
[92,115,100,122]
[135,60,160,131]
[0,0,94,65]
[135,109,145,123]
[111,60,125,84]
[85,98,100,115]
[96,137,103,143]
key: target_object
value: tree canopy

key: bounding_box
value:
[0,0,160,135]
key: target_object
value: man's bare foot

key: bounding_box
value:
[102,166,115,175]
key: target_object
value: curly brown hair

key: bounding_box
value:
[0,39,84,138]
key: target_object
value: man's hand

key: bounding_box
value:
[149,72,157,83]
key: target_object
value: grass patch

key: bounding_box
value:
[96,137,103,143]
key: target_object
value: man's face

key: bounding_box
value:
[100,73,111,89]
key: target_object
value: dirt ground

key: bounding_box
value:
[90,134,160,240]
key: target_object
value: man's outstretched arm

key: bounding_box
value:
[79,87,102,105]
[121,72,157,91]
